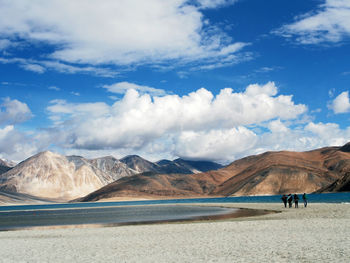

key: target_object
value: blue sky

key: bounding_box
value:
[0,0,349,163]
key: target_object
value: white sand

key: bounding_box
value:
[0,203,349,262]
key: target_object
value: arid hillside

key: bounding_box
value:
[0,151,222,201]
[78,143,350,202]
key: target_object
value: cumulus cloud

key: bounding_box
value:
[253,121,350,156]
[0,0,248,69]
[305,122,345,143]
[0,100,50,162]
[0,97,32,125]
[1,84,349,163]
[274,0,350,44]
[45,82,309,161]
[0,125,36,162]
[103,82,167,96]
[328,91,350,113]
[175,127,257,161]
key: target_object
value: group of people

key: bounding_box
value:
[281,193,307,208]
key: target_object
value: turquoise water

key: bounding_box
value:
[0,192,349,212]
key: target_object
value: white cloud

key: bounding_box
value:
[0,125,50,162]
[304,122,350,146]
[103,82,167,96]
[328,91,350,113]
[247,120,350,159]
[196,0,238,9]
[0,0,248,68]
[274,0,350,44]
[45,82,307,161]
[0,57,118,77]
[267,119,289,133]
[1,85,349,163]
[47,100,110,119]
[175,127,257,161]
[20,63,46,74]
[0,97,32,125]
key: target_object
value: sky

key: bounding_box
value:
[0,0,350,163]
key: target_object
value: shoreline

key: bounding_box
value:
[0,203,276,232]
[0,202,349,262]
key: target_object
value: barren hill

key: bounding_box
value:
[78,144,350,201]
[0,151,116,200]
[0,152,223,201]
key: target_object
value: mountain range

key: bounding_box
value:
[78,143,350,202]
[0,151,222,200]
[1,143,349,203]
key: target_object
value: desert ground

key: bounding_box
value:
[0,202,349,262]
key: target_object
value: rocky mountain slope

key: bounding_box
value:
[120,155,222,174]
[79,143,350,201]
[0,152,222,201]
[88,156,136,180]
[120,155,163,174]
[0,151,115,200]
[0,159,14,175]
[316,143,350,193]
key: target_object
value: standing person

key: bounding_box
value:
[281,194,287,208]
[302,193,308,207]
[294,194,299,208]
[287,194,293,208]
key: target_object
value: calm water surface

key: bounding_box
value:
[0,205,237,231]
[0,192,349,212]
[0,192,348,230]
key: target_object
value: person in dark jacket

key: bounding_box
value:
[293,194,299,208]
[287,194,293,208]
[302,193,308,207]
[281,194,287,208]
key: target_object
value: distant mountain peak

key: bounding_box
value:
[340,142,350,153]
[121,155,144,161]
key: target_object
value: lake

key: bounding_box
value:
[0,192,348,230]
[0,192,349,212]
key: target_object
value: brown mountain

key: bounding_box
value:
[317,173,350,192]
[78,144,350,202]
[316,143,350,193]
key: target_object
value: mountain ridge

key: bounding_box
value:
[78,143,350,202]
[0,151,223,201]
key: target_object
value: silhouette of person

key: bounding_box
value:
[287,194,293,208]
[294,194,299,208]
[302,193,308,207]
[281,194,287,208]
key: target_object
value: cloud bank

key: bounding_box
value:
[44,81,311,161]
[1,83,350,162]
[0,0,247,69]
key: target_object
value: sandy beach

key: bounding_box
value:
[0,202,349,262]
